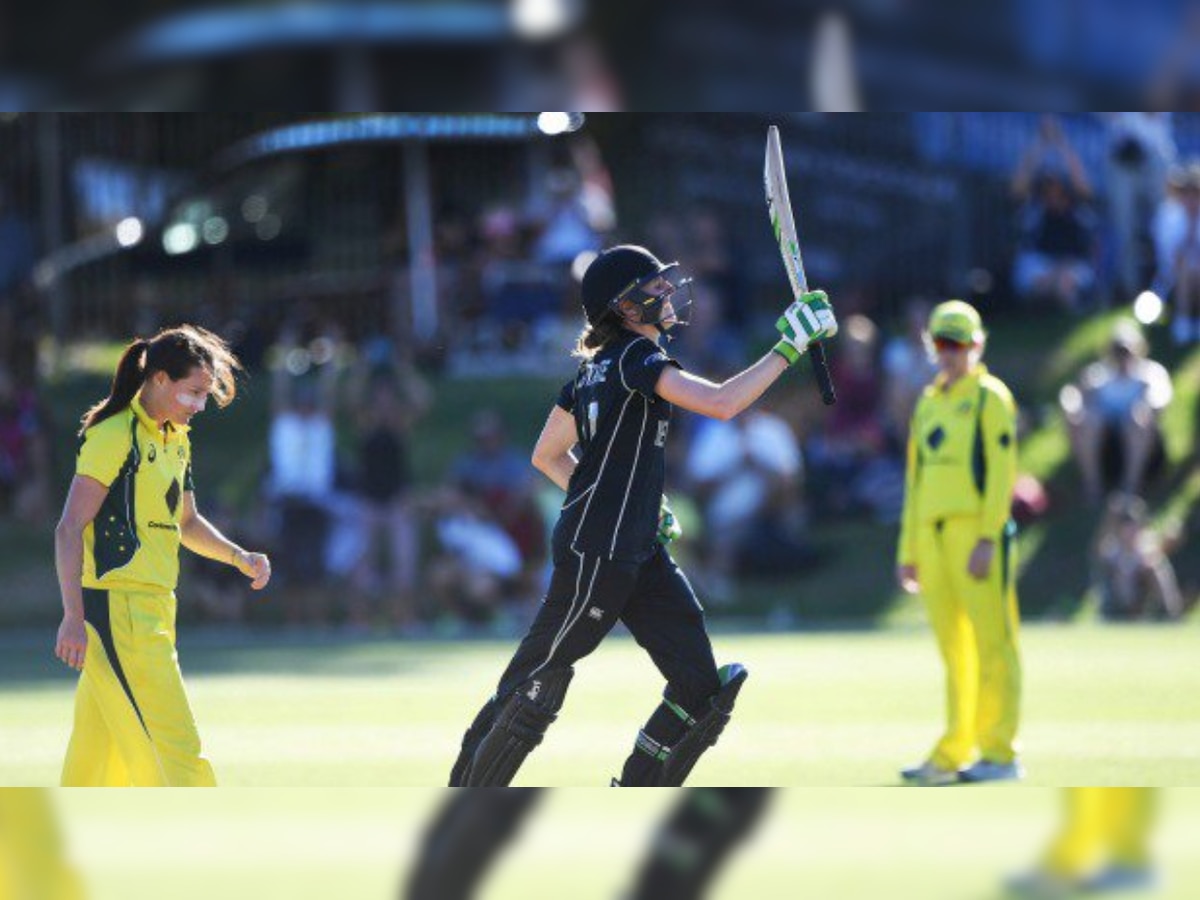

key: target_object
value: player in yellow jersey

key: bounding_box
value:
[896,301,1023,786]
[1007,788,1158,896]
[53,326,272,786]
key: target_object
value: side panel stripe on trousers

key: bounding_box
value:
[83,588,149,736]
[532,553,602,678]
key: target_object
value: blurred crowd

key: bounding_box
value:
[2,115,1197,631]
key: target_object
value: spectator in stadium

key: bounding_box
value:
[0,364,50,525]
[805,314,891,518]
[449,409,546,605]
[1151,161,1200,345]
[683,402,806,596]
[344,364,431,633]
[266,331,339,627]
[423,486,524,628]
[1090,494,1184,622]
[1060,322,1172,506]
[1012,118,1098,313]
[1103,113,1175,298]
[882,298,938,443]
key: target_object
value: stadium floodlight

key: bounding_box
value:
[163,222,200,255]
[115,217,144,248]
[536,112,584,135]
[1133,290,1163,325]
[511,0,580,39]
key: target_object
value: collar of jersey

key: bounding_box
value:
[131,394,190,440]
[933,362,987,395]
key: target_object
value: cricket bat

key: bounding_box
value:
[765,124,837,405]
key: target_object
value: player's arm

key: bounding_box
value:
[979,386,1019,541]
[895,407,921,594]
[531,405,578,492]
[179,492,271,590]
[53,475,108,670]
[656,290,835,420]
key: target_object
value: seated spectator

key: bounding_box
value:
[1060,322,1172,505]
[0,364,49,525]
[684,405,809,594]
[343,365,430,633]
[1151,161,1200,344]
[266,334,339,626]
[449,410,546,605]
[423,487,524,626]
[1102,113,1175,298]
[1091,494,1183,621]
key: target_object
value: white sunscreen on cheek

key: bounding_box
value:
[176,393,207,413]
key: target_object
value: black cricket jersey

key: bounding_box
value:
[553,331,682,563]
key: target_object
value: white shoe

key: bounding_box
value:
[1082,864,1158,893]
[899,760,960,786]
[961,758,1025,783]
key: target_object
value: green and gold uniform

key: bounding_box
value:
[897,364,1022,771]
[61,396,216,787]
[1043,788,1156,879]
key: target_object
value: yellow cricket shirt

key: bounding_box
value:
[897,364,1018,565]
[76,396,193,592]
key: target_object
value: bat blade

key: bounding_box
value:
[765,125,836,406]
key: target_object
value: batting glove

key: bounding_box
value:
[657,494,682,545]
[772,290,837,366]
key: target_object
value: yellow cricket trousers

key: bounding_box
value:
[916,516,1022,770]
[61,589,216,787]
[1044,788,1156,876]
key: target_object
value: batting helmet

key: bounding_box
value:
[580,245,680,325]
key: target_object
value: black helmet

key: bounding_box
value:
[580,245,679,324]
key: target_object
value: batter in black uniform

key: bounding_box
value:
[449,245,837,786]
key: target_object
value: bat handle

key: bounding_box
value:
[808,340,837,405]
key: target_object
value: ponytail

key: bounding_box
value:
[572,309,626,360]
[79,339,150,435]
[78,326,242,436]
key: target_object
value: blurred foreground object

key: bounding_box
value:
[0,789,85,900]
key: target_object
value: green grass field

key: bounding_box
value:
[3,623,1198,787]
[37,788,1200,900]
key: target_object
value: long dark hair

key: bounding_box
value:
[572,308,627,360]
[79,325,242,435]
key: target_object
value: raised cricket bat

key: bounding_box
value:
[764,125,836,405]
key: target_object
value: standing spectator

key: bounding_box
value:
[1103,113,1175,298]
[1091,494,1184,621]
[267,337,339,626]
[1060,322,1172,506]
[1151,161,1200,344]
[345,365,430,632]
[1012,171,1098,313]
[882,298,938,443]
[1012,119,1098,313]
